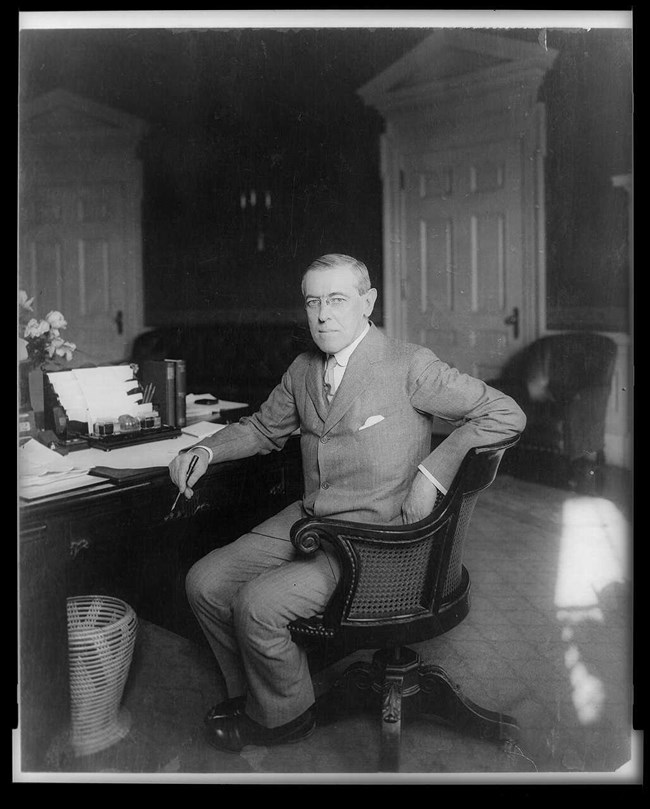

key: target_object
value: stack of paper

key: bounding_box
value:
[47,366,154,431]
[19,439,101,499]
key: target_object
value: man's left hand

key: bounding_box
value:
[401,470,440,524]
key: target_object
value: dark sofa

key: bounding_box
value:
[130,322,315,411]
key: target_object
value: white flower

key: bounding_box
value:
[18,338,28,361]
[24,318,51,338]
[46,336,63,357]
[47,336,76,362]
[19,290,34,311]
[58,341,76,362]
[19,295,76,366]
[46,310,67,330]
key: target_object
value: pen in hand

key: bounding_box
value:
[170,453,199,513]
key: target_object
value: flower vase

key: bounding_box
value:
[19,361,32,412]
[27,366,46,429]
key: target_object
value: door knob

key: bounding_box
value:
[114,310,124,335]
[504,306,519,339]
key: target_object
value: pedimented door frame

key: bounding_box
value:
[359,31,558,374]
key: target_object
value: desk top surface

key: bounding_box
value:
[18,410,249,510]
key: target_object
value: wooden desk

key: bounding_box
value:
[18,436,302,771]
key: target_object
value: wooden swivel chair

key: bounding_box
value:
[288,436,519,772]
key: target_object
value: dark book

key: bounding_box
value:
[141,360,176,427]
[89,465,170,484]
[166,358,187,428]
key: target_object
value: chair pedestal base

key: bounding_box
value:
[315,647,519,772]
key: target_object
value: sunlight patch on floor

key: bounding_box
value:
[554,496,630,725]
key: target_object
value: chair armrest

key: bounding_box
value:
[290,507,447,557]
[290,434,520,557]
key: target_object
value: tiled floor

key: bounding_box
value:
[16,470,639,784]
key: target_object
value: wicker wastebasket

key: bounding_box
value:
[66,595,138,757]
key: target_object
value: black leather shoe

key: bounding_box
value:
[205,707,315,752]
[204,695,247,724]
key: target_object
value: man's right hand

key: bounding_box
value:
[169,449,210,499]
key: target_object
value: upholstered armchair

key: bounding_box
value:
[289,436,519,772]
[488,332,617,493]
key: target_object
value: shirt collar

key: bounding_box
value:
[331,322,370,367]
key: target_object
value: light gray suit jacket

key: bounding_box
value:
[204,324,526,524]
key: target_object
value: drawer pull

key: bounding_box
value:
[69,537,90,558]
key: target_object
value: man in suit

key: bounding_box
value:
[169,253,526,753]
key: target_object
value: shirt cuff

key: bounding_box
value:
[417,464,447,495]
[190,444,213,464]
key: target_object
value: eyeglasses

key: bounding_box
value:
[304,295,349,311]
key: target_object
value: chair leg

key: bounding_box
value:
[379,672,403,772]
[314,660,377,724]
[417,663,519,743]
[314,649,518,771]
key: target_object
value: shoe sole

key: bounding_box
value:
[207,722,316,753]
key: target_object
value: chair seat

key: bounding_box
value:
[289,615,336,639]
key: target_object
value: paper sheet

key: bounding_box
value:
[181,421,228,440]
[62,423,227,471]
[19,439,77,477]
[20,474,108,500]
[19,439,107,499]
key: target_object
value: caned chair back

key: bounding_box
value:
[289,436,519,652]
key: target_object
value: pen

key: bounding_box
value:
[170,453,199,512]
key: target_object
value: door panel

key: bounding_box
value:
[20,183,129,365]
[404,142,524,381]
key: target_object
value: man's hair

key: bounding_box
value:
[302,254,372,295]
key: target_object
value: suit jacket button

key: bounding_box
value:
[320,436,328,443]
[321,482,329,489]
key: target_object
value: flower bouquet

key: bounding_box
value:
[18,290,77,420]
[19,290,76,369]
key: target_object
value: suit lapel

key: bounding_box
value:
[306,353,330,423]
[323,325,385,434]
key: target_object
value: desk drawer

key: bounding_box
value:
[66,504,139,601]
[156,462,250,526]
[19,521,70,771]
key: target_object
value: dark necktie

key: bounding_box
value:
[324,354,337,403]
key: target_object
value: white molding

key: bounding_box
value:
[21,88,148,137]
[362,31,556,358]
[358,29,557,112]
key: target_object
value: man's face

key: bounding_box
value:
[303,265,377,354]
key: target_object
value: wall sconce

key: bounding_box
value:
[240,189,272,251]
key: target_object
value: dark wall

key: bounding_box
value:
[19,27,632,334]
[19,27,428,327]
[542,28,632,333]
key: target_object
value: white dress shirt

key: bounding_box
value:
[325,322,370,396]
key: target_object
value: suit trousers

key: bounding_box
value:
[185,500,341,728]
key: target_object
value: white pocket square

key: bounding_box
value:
[358,415,385,431]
